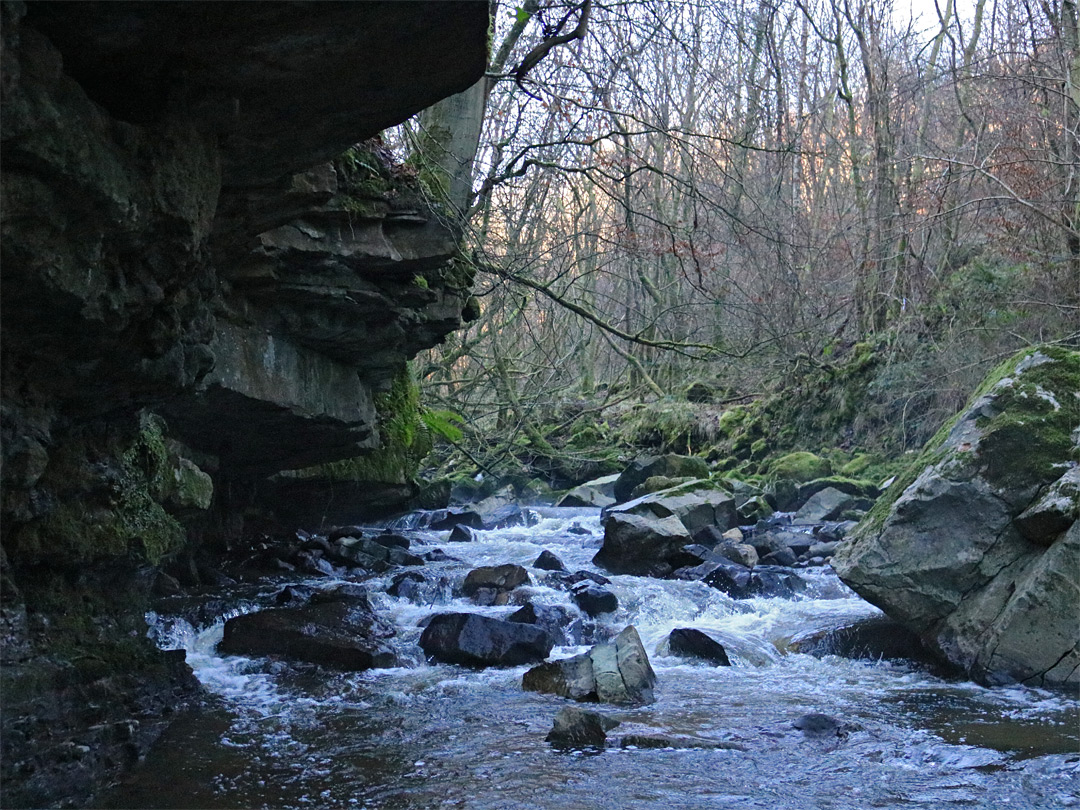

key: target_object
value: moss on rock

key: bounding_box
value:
[768,452,833,483]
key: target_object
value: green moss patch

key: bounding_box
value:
[768,452,833,483]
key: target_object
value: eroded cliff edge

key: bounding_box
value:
[0,2,489,805]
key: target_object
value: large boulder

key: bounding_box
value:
[593,512,694,577]
[462,564,531,597]
[833,346,1080,687]
[523,626,656,705]
[613,455,709,503]
[218,594,396,670]
[419,613,554,667]
[606,483,737,537]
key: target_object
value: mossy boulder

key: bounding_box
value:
[613,455,709,503]
[629,475,696,499]
[768,452,833,484]
[833,346,1079,687]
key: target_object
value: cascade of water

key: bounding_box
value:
[119,507,1079,810]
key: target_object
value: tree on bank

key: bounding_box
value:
[401,0,1079,481]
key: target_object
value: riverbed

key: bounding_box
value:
[104,508,1079,809]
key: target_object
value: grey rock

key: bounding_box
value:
[219,599,396,670]
[834,347,1080,687]
[667,628,731,666]
[461,564,530,597]
[613,455,709,503]
[419,613,554,667]
[593,512,694,577]
[523,625,656,706]
[793,487,857,524]
[571,582,619,617]
[545,707,618,749]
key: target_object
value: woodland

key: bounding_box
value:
[391,0,1079,489]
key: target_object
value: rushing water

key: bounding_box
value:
[105,508,1079,809]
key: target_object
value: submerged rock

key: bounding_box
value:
[523,625,656,705]
[785,616,935,667]
[419,613,554,667]
[833,346,1080,687]
[792,713,848,739]
[619,735,745,751]
[545,707,619,749]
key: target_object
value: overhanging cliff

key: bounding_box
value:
[0,2,489,805]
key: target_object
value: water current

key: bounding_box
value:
[105,507,1079,809]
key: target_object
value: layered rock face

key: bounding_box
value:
[1,2,488,805]
[833,347,1079,688]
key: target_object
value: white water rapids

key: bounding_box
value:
[106,507,1079,809]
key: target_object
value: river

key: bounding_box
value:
[104,507,1079,809]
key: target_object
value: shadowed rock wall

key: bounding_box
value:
[0,2,488,805]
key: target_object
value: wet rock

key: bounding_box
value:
[387,571,426,600]
[373,532,412,550]
[422,548,460,562]
[534,550,568,572]
[419,613,554,667]
[792,713,847,739]
[545,707,618,749]
[613,455,710,503]
[748,566,807,598]
[523,626,656,705]
[759,547,798,567]
[470,587,510,606]
[593,512,694,577]
[833,347,1080,687]
[667,628,731,666]
[619,735,745,751]
[462,564,530,598]
[676,560,752,597]
[793,487,858,524]
[571,582,618,617]
[219,598,396,670]
[448,525,478,542]
[786,616,935,666]
[567,522,592,535]
[429,508,484,531]
[725,542,760,568]
[480,504,535,530]
[561,570,612,587]
[508,603,582,645]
